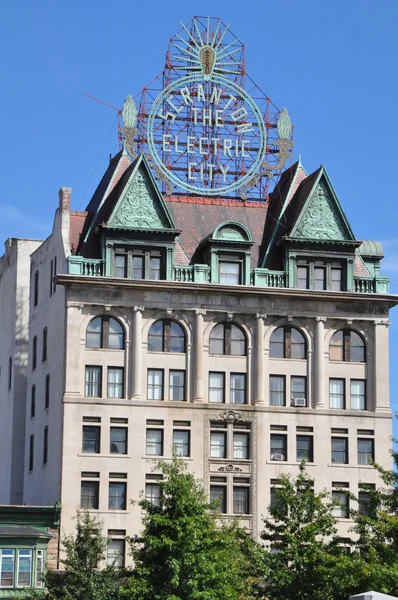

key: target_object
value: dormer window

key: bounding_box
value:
[219,256,243,285]
[296,260,344,291]
[113,248,164,280]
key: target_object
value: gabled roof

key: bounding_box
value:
[106,154,177,232]
[261,160,308,268]
[287,166,355,241]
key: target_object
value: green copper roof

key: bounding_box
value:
[358,241,384,258]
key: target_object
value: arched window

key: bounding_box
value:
[270,326,306,359]
[329,330,365,362]
[209,323,246,356]
[86,316,125,349]
[148,320,186,353]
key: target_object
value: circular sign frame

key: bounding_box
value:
[146,72,267,196]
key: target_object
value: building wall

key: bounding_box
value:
[0,238,42,504]
[52,280,393,558]
[23,200,70,507]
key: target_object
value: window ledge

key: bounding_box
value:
[78,453,131,458]
[328,463,374,468]
[266,461,318,466]
[142,455,193,461]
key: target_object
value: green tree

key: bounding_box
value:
[121,457,265,600]
[348,444,398,595]
[260,464,349,600]
[25,510,125,600]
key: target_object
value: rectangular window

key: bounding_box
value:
[133,255,144,279]
[233,487,249,514]
[42,327,48,362]
[358,439,374,465]
[270,434,287,461]
[297,265,309,289]
[85,366,102,397]
[150,256,161,280]
[230,373,246,404]
[80,481,99,509]
[291,376,306,404]
[351,380,365,410]
[296,435,313,462]
[329,378,345,409]
[210,486,227,513]
[332,491,349,518]
[331,268,342,291]
[169,370,185,401]
[0,549,15,587]
[145,482,161,507]
[209,372,225,403]
[34,271,39,307]
[358,485,375,516]
[109,482,127,510]
[270,375,285,406]
[32,336,37,370]
[53,256,57,294]
[331,437,348,464]
[114,255,127,278]
[8,357,12,390]
[146,429,163,456]
[43,426,48,465]
[36,549,44,588]
[110,427,127,454]
[29,435,34,471]
[108,367,124,399]
[314,267,326,290]
[210,431,226,458]
[45,375,50,410]
[31,386,36,418]
[233,432,249,459]
[147,369,163,400]
[83,426,101,453]
[50,259,53,296]
[219,261,241,285]
[107,540,125,567]
[173,430,190,457]
[17,549,32,587]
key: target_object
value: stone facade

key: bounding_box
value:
[0,150,396,570]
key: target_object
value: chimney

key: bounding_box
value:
[59,187,72,212]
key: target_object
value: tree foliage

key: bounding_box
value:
[121,457,265,600]
[25,510,125,600]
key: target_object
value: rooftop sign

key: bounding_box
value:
[120,17,293,200]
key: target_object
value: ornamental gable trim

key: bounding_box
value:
[107,154,176,232]
[290,167,355,242]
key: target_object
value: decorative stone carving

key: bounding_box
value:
[213,410,250,424]
[294,181,347,240]
[216,226,246,241]
[110,169,169,230]
[218,464,242,473]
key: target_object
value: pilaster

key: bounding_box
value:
[373,319,391,412]
[315,317,326,408]
[131,307,144,400]
[255,314,266,405]
[193,309,206,402]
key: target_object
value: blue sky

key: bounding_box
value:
[1,0,397,425]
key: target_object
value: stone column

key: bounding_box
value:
[315,317,326,408]
[255,314,266,405]
[373,320,391,412]
[193,310,205,402]
[64,302,83,400]
[131,307,144,400]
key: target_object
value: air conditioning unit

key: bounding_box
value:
[271,454,285,461]
[292,398,307,407]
